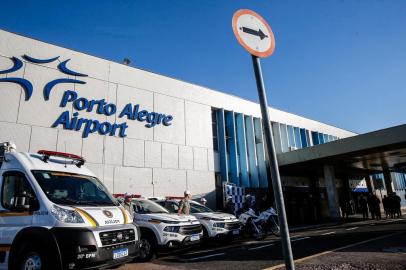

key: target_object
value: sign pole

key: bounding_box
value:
[251,54,295,270]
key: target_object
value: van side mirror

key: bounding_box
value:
[12,193,39,211]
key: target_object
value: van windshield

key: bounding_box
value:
[32,170,117,206]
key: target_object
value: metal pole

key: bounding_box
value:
[251,55,295,270]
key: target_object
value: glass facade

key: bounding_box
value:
[212,108,345,188]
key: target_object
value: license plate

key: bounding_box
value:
[232,229,240,235]
[190,234,200,241]
[113,248,128,259]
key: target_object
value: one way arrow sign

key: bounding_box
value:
[232,9,275,58]
[240,27,268,40]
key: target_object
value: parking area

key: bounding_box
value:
[119,217,406,270]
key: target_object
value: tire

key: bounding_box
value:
[271,225,280,237]
[254,224,267,240]
[137,236,156,262]
[16,242,57,270]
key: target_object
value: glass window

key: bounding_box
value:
[323,134,329,143]
[2,172,37,211]
[190,201,214,213]
[132,199,169,214]
[318,133,325,144]
[312,131,319,145]
[280,124,289,152]
[287,125,296,148]
[156,201,179,213]
[328,135,334,142]
[211,109,219,151]
[32,170,116,206]
[294,127,302,149]
[300,129,308,148]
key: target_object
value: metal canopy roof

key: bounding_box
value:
[277,124,406,177]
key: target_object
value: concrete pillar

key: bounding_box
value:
[365,175,375,193]
[383,169,394,194]
[324,165,340,219]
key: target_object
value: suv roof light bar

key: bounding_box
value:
[37,150,86,167]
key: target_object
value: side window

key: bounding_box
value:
[1,172,37,211]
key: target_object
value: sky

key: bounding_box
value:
[1,0,405,134]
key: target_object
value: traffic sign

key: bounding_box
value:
[232,9,276,58]
[232,9,294,270]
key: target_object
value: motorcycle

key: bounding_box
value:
[238,208,267,240]
[259,207,280,236]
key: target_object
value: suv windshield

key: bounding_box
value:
[132,199,169,214]
[32,170,117,206]
[191,201,213,213]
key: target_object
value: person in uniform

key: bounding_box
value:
[178,190,191,215]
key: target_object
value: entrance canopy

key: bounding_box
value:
[277,124,406,177]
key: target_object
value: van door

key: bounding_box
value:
[0,171,38,249]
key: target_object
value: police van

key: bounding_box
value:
[0,142,140,270]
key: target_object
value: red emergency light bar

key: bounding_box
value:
[165,196,183,200]
[37,150,85,167]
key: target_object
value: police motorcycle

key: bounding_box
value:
[259,207,280,236]
[238,208,267,240]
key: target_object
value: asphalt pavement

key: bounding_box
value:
[119,217,406,270]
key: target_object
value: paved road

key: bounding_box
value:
[119,217,406,270]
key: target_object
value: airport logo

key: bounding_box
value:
[0,55,173,138]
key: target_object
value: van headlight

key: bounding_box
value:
[51,205,84,223]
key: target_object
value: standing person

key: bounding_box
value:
[123,193,133,214]
[225,195,235,215]
[367,194,375,220]
[359,195,368,220]
[382,195,389,219]
[373,194,381,220]
[394,193,402,218]
[387,193,395,218]
[178,190,191,215]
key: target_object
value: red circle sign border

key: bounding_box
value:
[232,9,276,58]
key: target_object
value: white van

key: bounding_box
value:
[0,142,140,270]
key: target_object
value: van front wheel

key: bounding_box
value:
[20,251,42,270]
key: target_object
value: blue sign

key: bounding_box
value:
[0,55,173,138]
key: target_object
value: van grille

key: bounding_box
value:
[225,221,241,230]
[99,229,135,246]
[179,224,202,235]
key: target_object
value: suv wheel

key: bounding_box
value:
[137,236,156,262]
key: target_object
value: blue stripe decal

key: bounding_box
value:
[217,109,228,182]
[235,113,249,187]
[22,55,60,64]
[244,116,259,188]
[0,78,33,101]
[254,118,267,188]
[0,57,23,74]
[225,111,239,185]
[58,59,88,77]
[44,78,86,100]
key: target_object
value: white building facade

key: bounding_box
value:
[0,30,356,209]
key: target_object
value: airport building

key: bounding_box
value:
[0,29,405,224]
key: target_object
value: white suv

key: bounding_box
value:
[156,199,241,240]
[128,198,203,261]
